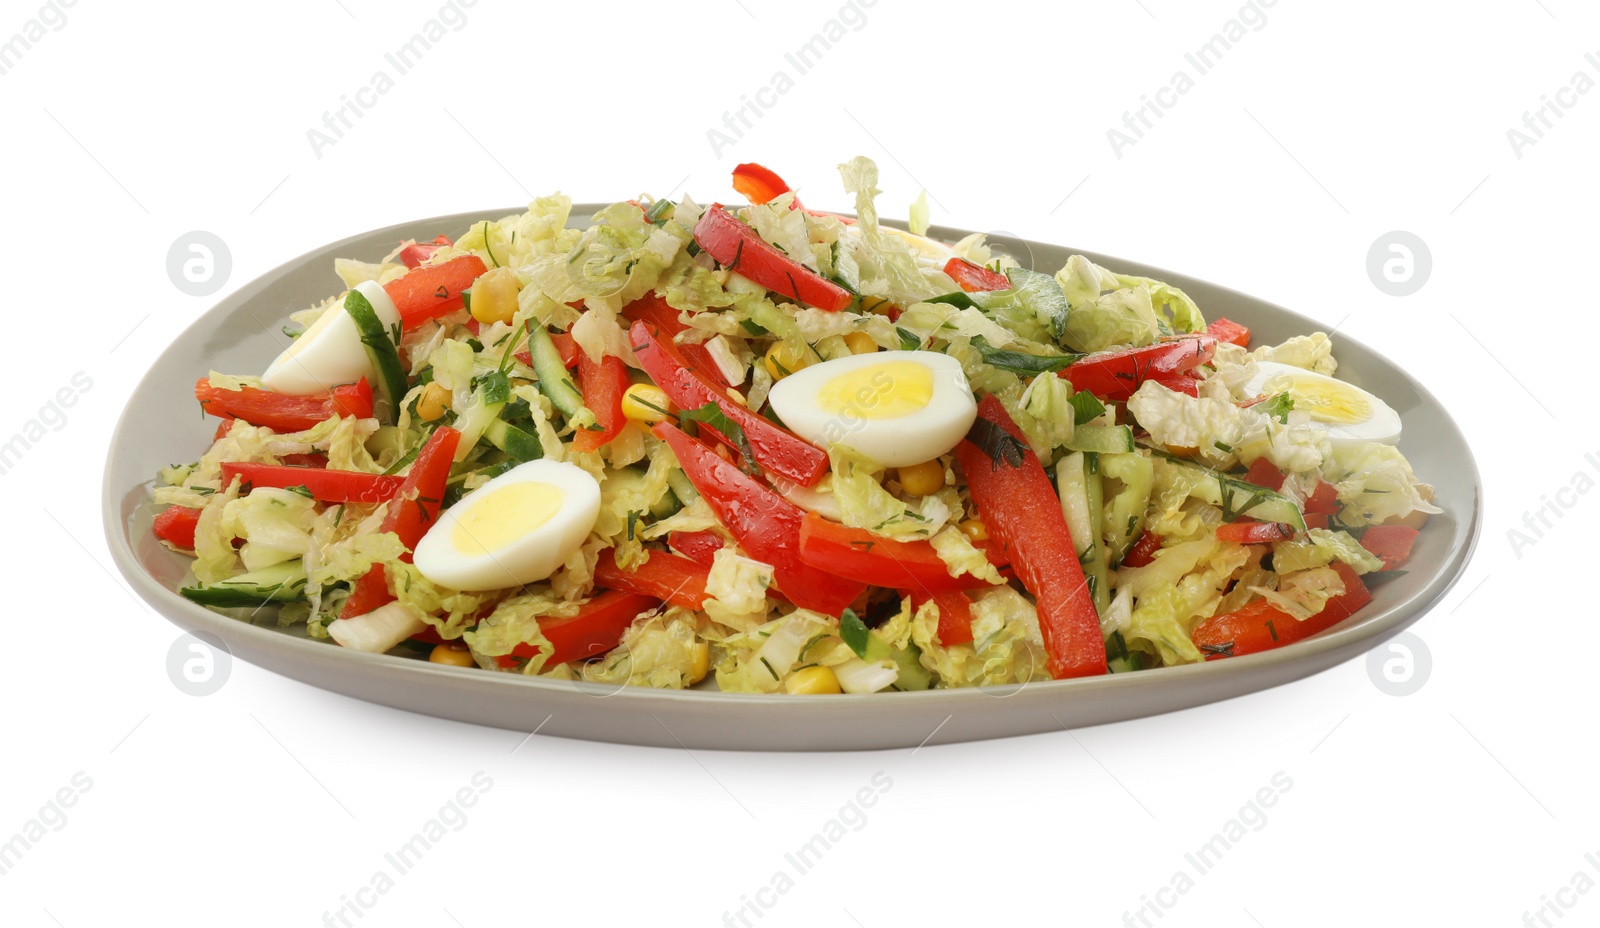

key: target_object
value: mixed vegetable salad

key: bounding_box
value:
[149,157,1440,694]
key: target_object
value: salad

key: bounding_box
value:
[148,157,1440,695]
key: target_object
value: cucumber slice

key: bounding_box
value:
[484,419,543,462]
[525,324,589,424]
[665,468,699,507]
[344,289,407,425]
[181,560,307,608]
[841,609,932,691]
[1154,455,1308,531]
[1065,424,1136,455]
[1106,630,1144,673]
[1057,451,1110,615]
[864,634,932,691]
[1099,452,1154,565]
[650,488,682,521]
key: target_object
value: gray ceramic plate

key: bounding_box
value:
[102,208,1481,751]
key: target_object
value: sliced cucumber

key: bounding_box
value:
[181,560,307,608]
[364,424,409,462]
[1155,455,1307,531]
[344,289,407,425]
[1105,631,1144,673]
[1099,452,1154,565]
[1057,451,1110,615]
[650,487,682,521]
[1066,424,1136,455]
[484,419,543,462]
[864,634,932,691]
[841,609,931,691]
[525,324,589,424]
[665,468,699,507]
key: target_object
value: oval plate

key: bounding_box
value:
[103,208,1481,751]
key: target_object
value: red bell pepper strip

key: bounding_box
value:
[621,295,729,389]
[339,427,461,619]
[1205,317,1251,348]
[1060,336,1217,402]
[796,512,994,595]
[398,235,453,270]
[732,163,798,207]
[514,332,580,371]
[942,257,1011,293]
[1157,375,1199,397]
[594,548,710,611]
[384,255,488,330]
[1360,525,1419,570]
[918,589,975,647]
[1243,457,1288,492]
[499,590,662,668]
[279,452,328,468]
[632,320,829,486]
[1304,480,1340,515]
[728,163,856,224]
[570,350,630,454]
[153,505,202,549]
[668,530,725,567]
[1192,561,1372,659]
[663,529,794,605]
[213,417,235,441]
[1120,530,1163,569]
[693,205,853,312]
[196,377,373,433]
[218,462,404,504]
[1215,520,1296,545]
[653,421,866,616]
[953,396,1107,679]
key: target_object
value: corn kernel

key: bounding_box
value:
[416,382,452,422]
[621,383,673,424]
[763,341,815,381]
[959,518,989,543]
[428,644,475,667]
[685,642,711,685]
[897,459,945,497]
[469,267,521,325]
[784,664,841,695]
[843,331,878,355]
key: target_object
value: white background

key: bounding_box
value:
[3,0,1593,925]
